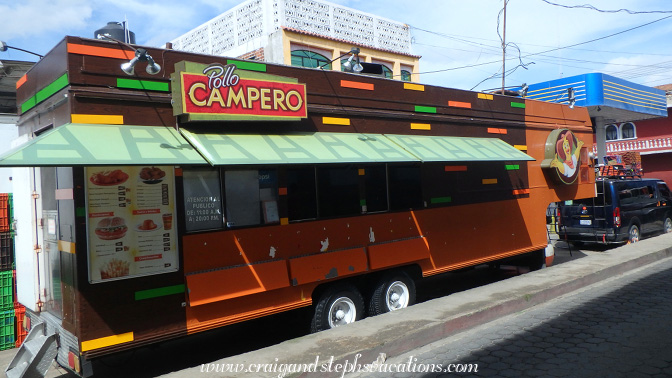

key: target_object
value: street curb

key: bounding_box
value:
[304,240,672,377]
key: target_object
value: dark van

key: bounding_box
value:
[557,178,672,244]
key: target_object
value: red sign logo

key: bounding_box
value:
[180,64,307,119]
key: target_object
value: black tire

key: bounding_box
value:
[664,217,672,234]
[368,272,416,316]
[310,284,364,333]
[628,224,640,243]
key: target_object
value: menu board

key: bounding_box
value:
[85,166,177,283]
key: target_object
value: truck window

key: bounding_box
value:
[364,165,388,213]
[183,168,224,232]
[317,166,360,217]
[389,164,423,210]
[287,167,318,221]
[224,169,279,227]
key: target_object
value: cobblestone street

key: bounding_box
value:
[352,256,672,378]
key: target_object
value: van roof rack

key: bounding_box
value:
[597,164,643,179]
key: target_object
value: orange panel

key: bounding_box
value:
[289,248,367,285]
[448,101,471,108]
[16,74,27,89]
[67,43,135,60]
[340,80,374,91]
[487,128,508,134]
[445,165,468,172]
[368,237,430,270]
[186,260,289,306]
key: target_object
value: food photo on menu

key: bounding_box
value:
[89,169,129,186]
[139,166,166,184]
[94,216,128,240]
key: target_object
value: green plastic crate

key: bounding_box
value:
[0,309,14,350]
[0,271,13,310]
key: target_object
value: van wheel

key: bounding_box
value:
[628,224,640,243]
[311,285,364,332]
[664,217,672,234]
[369,272,416,316]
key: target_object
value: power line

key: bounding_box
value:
[540,1,672,14]
[409,14,672,76]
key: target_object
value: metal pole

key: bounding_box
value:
[501,0,507,94]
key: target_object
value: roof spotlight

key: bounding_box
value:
[121,48,161,75]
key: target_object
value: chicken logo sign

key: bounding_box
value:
[541,129,585,185]
[171,61,307,122]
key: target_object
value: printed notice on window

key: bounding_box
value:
[85,166,178,283]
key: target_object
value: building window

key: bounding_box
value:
[606,124,619,141]
[621,122,636,139]
[291,50,331,69]
[401,70,412,82]
[381,65,393,79]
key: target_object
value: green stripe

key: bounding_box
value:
[227,60,267,72]
[415,105,437,113]
[360,199,367,207]
[431,197,452,204]
[505,164,520,170]
[21,96,37,113]
[117,78,170,92]
[21,73,69,113]
[36,73,69,103]
[510,102,526,108]
[135,284,185,301]
[76,207,86,217]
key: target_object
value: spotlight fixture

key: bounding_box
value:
[0,41,43,59]
[99,34,160,76]
[518,83,528,98]
[319,47,363,73]
[120,48,161,75]
[341,50,363,73]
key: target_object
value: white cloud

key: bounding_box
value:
[0,0,93,40]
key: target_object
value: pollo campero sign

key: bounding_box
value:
[172,61,308,121]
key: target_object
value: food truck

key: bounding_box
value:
[3,36,595,377]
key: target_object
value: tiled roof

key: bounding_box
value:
[281,26,422,59]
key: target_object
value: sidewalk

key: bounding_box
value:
[2,233,672,378]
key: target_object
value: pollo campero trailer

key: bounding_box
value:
[3,36,594,377]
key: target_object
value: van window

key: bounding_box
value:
[658,183,672,200]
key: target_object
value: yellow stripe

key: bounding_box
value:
[411,123,431,130]
[280,218,289,226]
[477,93,493,100]
[526,80,585,95]
[58,240,75,254]
[514,145,527,151]
[482,178,498,185]
[322,117,350,126]
[404,83,425,91]
[603,80,665,101]
[71,114,124,124]
[81,332,134,352]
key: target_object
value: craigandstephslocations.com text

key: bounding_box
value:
[200,354,479,377]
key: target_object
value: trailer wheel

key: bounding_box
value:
[310,285,364,332]
[368,272,416,316]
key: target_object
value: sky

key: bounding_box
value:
[1,0,672,92]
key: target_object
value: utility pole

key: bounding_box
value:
[501,0,507,94]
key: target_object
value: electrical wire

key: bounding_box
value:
[540,1,672,14]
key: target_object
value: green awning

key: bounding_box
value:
[385,134,534,162]
[0,123,208,166]
[180,129,533,165]
[179,129,419,165]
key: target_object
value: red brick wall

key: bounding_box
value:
[236,48,265,61]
